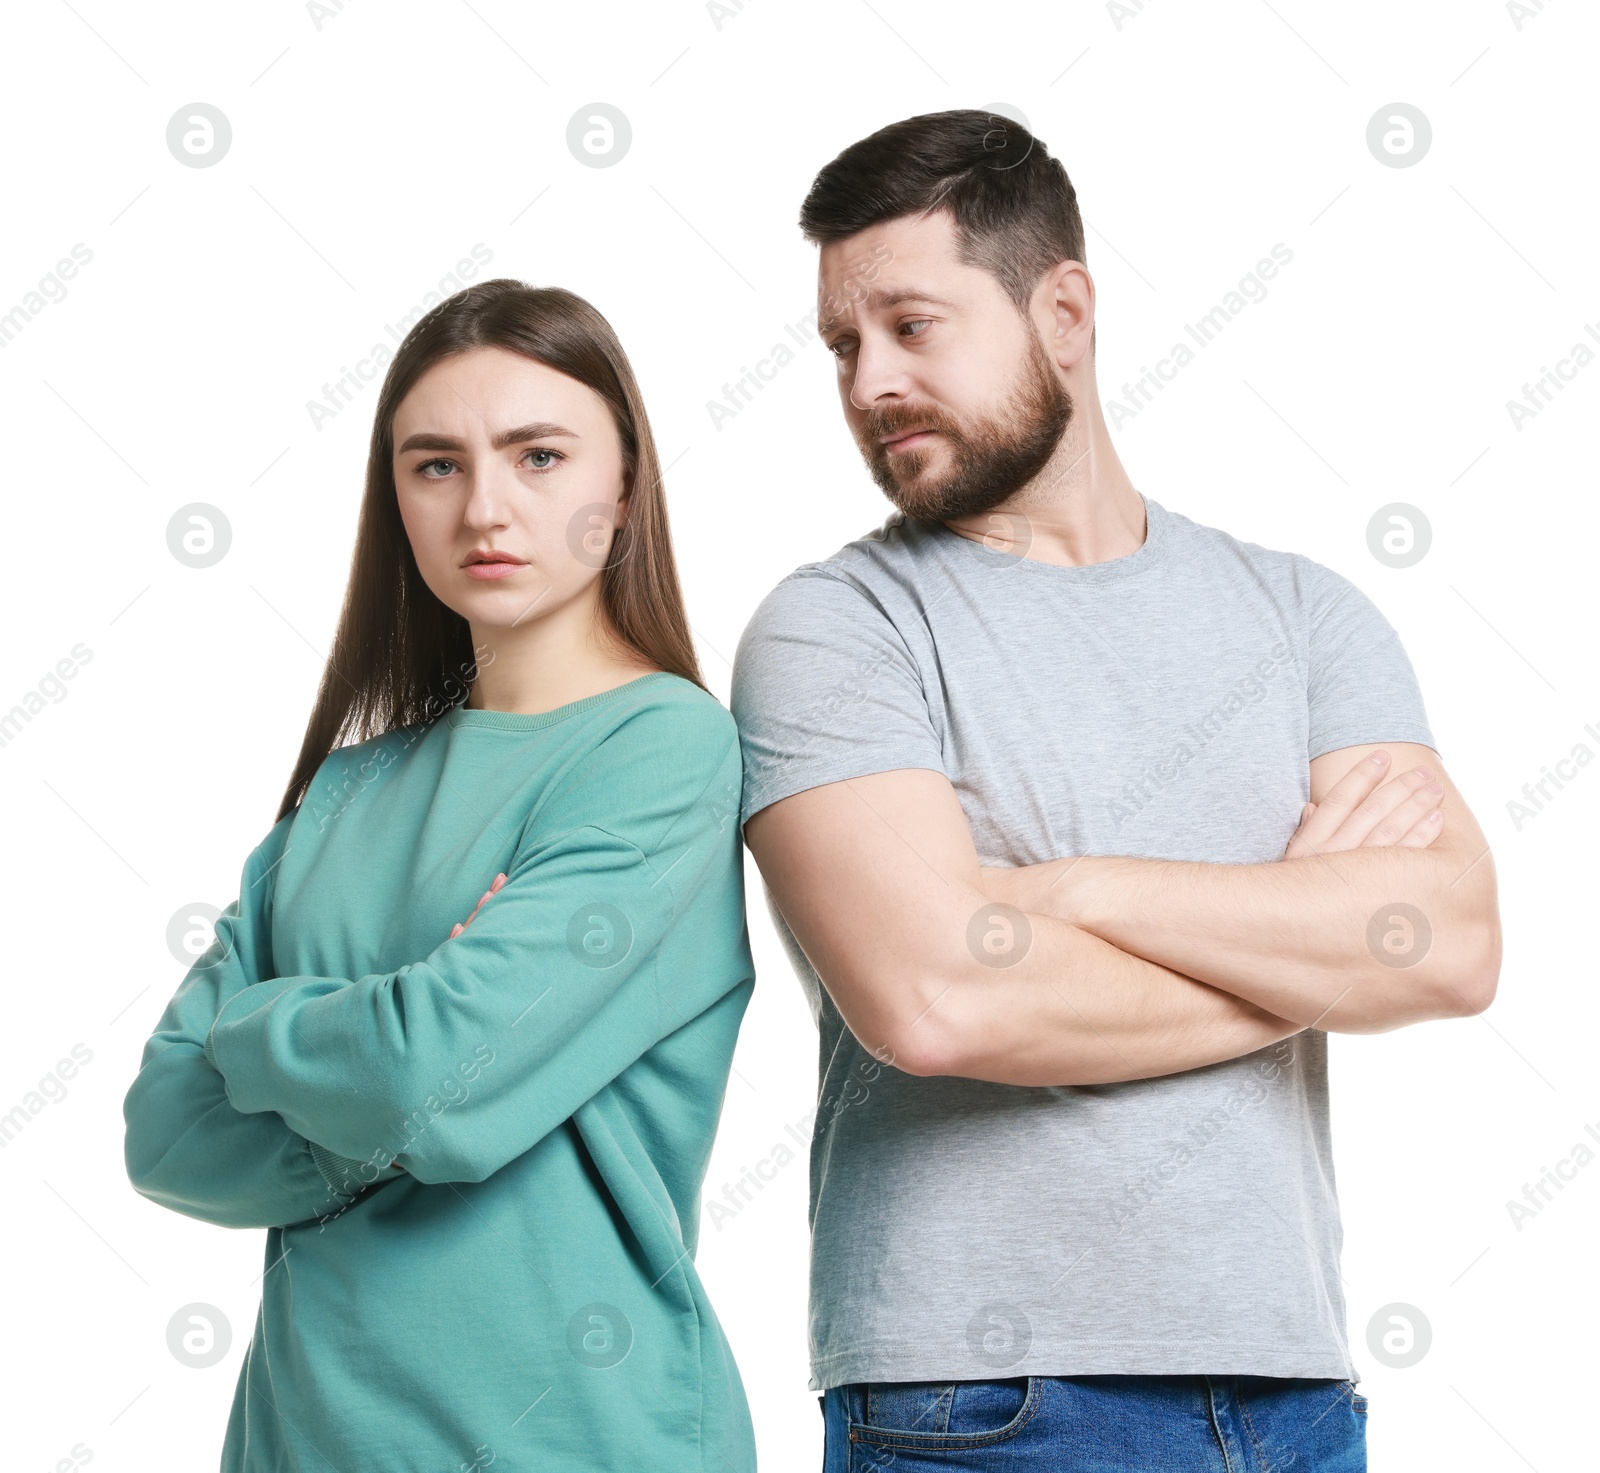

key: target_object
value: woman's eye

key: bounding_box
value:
[418,458,456,478]
[524,448,562,471]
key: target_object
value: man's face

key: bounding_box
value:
[816,209,1073,521]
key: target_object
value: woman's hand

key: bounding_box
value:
[449,872,508,939]
[368,873,507,1175]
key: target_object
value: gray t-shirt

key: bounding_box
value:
[729,493,1434,1392]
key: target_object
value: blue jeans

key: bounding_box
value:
[821,1374,1367,1471]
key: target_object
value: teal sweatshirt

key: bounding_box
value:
[122,672,758,1472]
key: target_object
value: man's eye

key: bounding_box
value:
[900,318,932,337]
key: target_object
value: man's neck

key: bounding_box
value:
[943,411,1146,569]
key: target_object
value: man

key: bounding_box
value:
[728,110,1500,1471]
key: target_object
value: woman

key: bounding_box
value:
[122,281,757,1471]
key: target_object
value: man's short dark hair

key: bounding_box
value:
[798,109,1089,330]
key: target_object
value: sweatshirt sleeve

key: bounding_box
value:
[122,812,406,1230]
[204,712,746,1187]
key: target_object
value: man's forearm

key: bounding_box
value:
[895,904,1302,1086]
[745,767,1305,1092]
[982,846,1499,1032]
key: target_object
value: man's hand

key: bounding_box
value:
[1284,749,1445,858]
[983,749,1449,917]
[982,741,1498,1032]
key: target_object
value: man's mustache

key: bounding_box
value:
[861,407,958,444]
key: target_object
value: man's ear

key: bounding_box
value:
[1043,258,1094,370]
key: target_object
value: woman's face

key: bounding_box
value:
[391,345,630,633]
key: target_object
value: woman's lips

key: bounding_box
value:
[463,560,525,580]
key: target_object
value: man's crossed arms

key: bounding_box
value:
[744,743,1501,1085]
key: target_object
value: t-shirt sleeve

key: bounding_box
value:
[730,569,946,827]
[1301,559,1436,760]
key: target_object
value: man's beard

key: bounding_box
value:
[856,334,1074,522]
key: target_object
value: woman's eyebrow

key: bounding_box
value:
[396,422,582,454]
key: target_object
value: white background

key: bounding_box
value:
[1,1,1594,1469]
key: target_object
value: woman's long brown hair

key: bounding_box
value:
[274,279,706,823]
